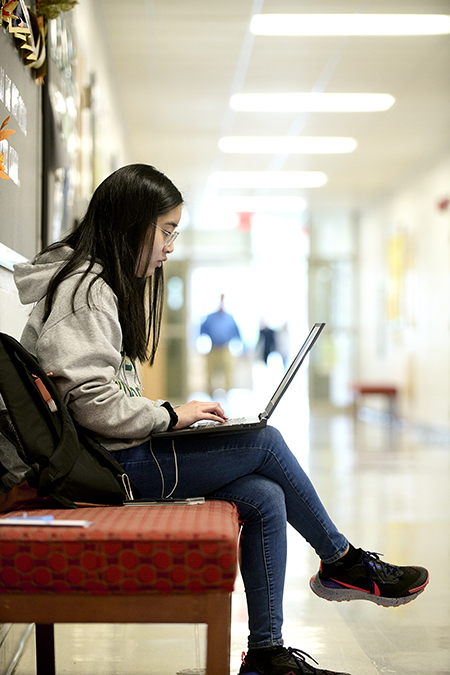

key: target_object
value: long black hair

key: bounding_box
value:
[43,164,183,364]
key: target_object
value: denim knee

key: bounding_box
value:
[258,424,285,450]
[214,473,286,525]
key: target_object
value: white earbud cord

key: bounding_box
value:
[149,439,178,499]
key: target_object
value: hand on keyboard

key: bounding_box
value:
[173,399,228,430]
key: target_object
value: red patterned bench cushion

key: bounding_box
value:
[0,501,239,595]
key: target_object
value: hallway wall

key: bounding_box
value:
[356,152,450,431]
[0,0,128,338]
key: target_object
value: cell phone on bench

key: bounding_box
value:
[123,497,206,506]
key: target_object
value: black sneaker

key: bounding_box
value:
[310,548,429,607]
[239,646,351,675]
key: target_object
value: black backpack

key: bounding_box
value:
[0,332,138,508]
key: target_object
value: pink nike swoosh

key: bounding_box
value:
[328,577,381,596]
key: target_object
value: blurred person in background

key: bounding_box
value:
[256,320,277,365]
[199,293,242,395]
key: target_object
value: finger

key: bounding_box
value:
[206,413,227,423]
[210,411,228,422]
[208,405,227,419]
[210,402,227,416]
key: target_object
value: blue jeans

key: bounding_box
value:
[113,426,348,649]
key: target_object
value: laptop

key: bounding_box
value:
[152,322,325,439]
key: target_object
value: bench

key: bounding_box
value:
[351,382,398,420]
[0,500,240,675]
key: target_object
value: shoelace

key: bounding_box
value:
[362,551,401,592]
[287,647,349,675]
[286,648,319,669]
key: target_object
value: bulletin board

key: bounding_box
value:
[0,23,42,260]
[41,10,78,247]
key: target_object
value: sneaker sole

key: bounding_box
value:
[309,572,429,607]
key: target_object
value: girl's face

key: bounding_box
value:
[138,204,182,277]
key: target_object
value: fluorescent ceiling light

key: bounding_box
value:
[209,171,327,188]
[250,14,450,36]
[230,93,395,112]
[219,136,357,154]
[204,196,307,213]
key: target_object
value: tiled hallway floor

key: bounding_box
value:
[14,406,450,674]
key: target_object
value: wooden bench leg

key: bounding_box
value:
[388,394,397,419]
[35,624,56,675]
[205,594,232,675]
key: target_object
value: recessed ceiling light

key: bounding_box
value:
[230,93,395,112]
[219,136,357,154]
[203,196,307,213]
[250,13,450,36]
[209,171,327,188]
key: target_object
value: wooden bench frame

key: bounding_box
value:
[0,591,232,675]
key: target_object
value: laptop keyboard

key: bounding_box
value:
[193,417,246,428]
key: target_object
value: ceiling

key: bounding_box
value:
[97,0,450,224]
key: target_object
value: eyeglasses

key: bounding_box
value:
[152,223,180,247]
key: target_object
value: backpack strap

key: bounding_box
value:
[0,333,80,485]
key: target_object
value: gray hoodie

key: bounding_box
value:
[14,246,171,451]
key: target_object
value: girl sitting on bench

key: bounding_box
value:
[14,164,429,675]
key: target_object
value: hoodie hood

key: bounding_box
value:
[13,245,172,450]
[14,246,101,306]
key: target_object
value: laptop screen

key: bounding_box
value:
[262,322,325,419]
